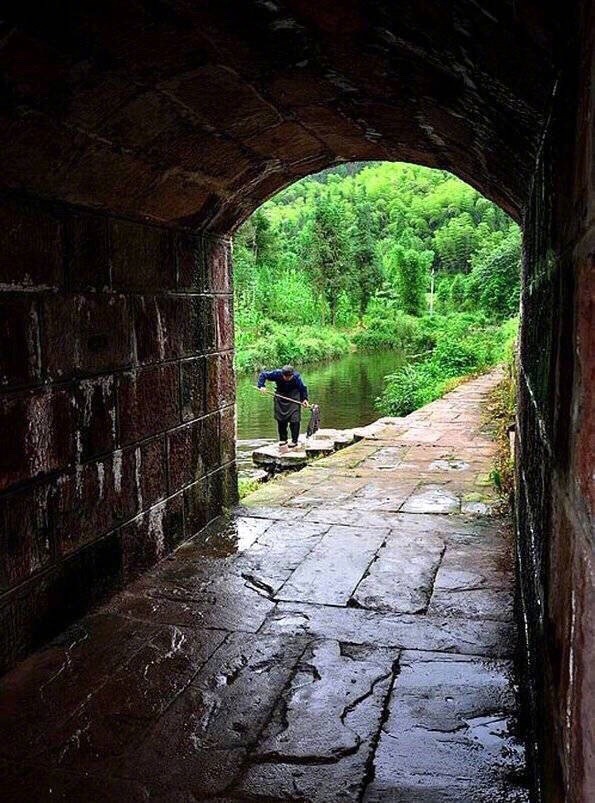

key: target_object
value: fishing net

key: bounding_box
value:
[307,404,320,437]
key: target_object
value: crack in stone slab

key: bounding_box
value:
[249,641,397,765]
[359,657,402,802]
[421,541,448,614]
[242,573,276,598]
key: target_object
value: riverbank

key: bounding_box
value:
[235,322,353,374]
[234,312,430,375]
[235,312,517,419]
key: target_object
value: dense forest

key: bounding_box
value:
[233,162,520,415]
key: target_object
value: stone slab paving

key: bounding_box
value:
[0,370,531,801]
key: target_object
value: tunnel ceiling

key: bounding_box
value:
[0,1,557,231]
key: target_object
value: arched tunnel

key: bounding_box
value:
[0,2,592,800]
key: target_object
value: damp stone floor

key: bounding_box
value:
[0,370,530,802]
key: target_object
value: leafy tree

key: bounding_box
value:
[350,189,382,319]
[435,276,453,312]
[308,191,352,325]
[433,212,480,273]
[385,245,428,316]
[251,209,275,263]
[467,228,521,318]
[449,274,467,309]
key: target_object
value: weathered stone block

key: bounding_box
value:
[220,407,236,465]
[120,494,184,582]
[166,64,280,138]
[215,296,233,350]
[206,468,224,522]
[55,532,124,623]
[117,364,179,445]
[168,414,220,493]
[0,107,85,198]
[221,462,239,508]
[130,295,162,365]
[65,142,157,214]
[0,611,157,764]
[0,296,41,387]
[239,640,395,801]
[43,294,133,379]
[0,530,124,672]
[245,121,325,162]
[202,296,218,352]
[157,294,203,358]
[0,571,57,675]
[53,454,137,556]
[0,389,74,492]
[203,463,237,519]
[183,477,208,537]
[152,126,250,179]
[52,437,167,557]
[296,105,379,159]
[269,71,338,106]
[65,213,110,291]
[75,376,116,461]
[100,91,180,150]
[0,200,62,290]
[176,232,205,291]
[0,482,53,591]
[139,173,212,223]
[130,436,168,513]
[204,235,231,293]
[181,356,206,421]
[110,219,174,290]
[206,351,235,413]
[131,295,203,364]
[367,651,527,801]
[518,266,556,431]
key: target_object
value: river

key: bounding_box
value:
[235,348,405,476]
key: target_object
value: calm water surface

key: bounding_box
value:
[235,349,404,474]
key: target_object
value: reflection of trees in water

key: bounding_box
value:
[235,349,404,440]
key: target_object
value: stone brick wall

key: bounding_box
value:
[516,5,593,800]
[0,195,237,672]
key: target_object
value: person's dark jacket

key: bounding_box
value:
[257,370,308,401]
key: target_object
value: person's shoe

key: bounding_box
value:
[288,441,299,449]
[278,441,288,447]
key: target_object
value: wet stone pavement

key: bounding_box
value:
[0,371,530,802]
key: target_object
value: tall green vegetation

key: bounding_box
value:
[350,188,383,320]
[307,191,351,325]
[233,162,520,414]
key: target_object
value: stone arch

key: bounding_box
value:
[0,3,591,800]
[0,1,552,231]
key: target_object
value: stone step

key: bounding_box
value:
[252,442,308,470]
[304,438,335,457]
[252,428,356,471]
[313,428,356,449]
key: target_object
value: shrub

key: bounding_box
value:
[238,476,261,499]
[377,313,517,416]
[234,320,352,373]
[378,364,434,415]
[353,312,426,352]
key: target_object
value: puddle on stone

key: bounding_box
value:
[185,516,272,559]
[430,459,471,471]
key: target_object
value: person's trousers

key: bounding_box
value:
[278,420,300,444]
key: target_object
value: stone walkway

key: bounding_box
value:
[0,371,530,802]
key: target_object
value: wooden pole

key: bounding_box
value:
[253,386,311,406]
